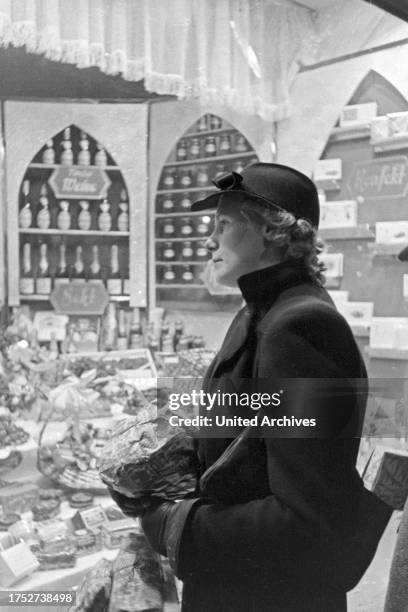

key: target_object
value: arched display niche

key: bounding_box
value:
[153,113,259,308]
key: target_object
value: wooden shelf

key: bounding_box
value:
[372,135,408,153]
[155,211,215,218]
[155,237,206,242]
[156,284,204,289]
[329,124,371,142]
[319,225,374,241]
[20,293,129,302]
[28,163,120,171]
[163,151,255,168]
[19,229,129,237]
[156,261,207,265]
[368,347,408,360]
[184,127,239,138]
[157,186,216,195]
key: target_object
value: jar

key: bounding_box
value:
[181,265,194,283]
[180,217,194,237]
[179,193,192,212]
[196,165,210,187]
[219,134,232,155]
[162,218,176,238]
[196,215,212,236]
[162,265,176,284]
[181,241,194,261]
[195,242,209,261]
[233,134,249,153]
[162,195,175,214]
[210,115,223,130]
[162,169,176,189]
[189,138,201,159]
[196,116,209,132]
[176,139,188,161]
[179,170,193,189]
[204,136,217,157]
[162,241,176,261]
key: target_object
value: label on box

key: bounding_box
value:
[314,159,342,182]
[79,506,108,531]
[341,301,374,323]
[320,200,357,229]
[340,102,377,127]
[375,220,408,244]
[33,311,69,342]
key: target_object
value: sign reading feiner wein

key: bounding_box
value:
[347,156,408,200]
[48,166,111,200]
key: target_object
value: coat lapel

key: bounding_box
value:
[206,307,253,379]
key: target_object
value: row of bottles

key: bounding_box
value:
[157,264,202,285]
[38,128,110,167]
[19,242,129,296]
[160,158,255,191]
[175,132,251,162]
[157,215,213,239]
[19,181,129,232]
[193,114,224,132]
[157,240,208,262]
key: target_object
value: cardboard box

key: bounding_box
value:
[320,200,357,229]
[369,317,408,349]
[340,102,377,127]
[375,221,408,244]
[388,111,408,136]
[370,116,390,142]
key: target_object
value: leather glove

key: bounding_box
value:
[140,498,176,556]
[107,486,151,518]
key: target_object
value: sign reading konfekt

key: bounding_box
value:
[348,156,408,200]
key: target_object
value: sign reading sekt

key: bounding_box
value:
[348,156,408,200]
[49,166,111,200]
[50,283,109,315]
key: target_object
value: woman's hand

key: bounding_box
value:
[107,486,152,518]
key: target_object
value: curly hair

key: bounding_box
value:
[237,200,326,285]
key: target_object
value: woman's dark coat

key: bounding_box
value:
[166,262,392,612]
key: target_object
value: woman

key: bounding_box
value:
[114,163,392,611]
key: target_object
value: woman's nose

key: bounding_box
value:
[204,232,217,252]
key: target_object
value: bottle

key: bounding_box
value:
[162,218,176,238]
[162,195,175,214]
[177,335,190,352]
[162,241,176,261]
[42,139,55,164]
[196,116,208,132]
[117,190,129,231]
[60,127,74,165]
[233,135,249,153]
[176,139,188,162]
[116,309,128,350]
[181,265,194,283]
[204,136,217,157]
[162,333,174,353]
[189,138,201,159]
[94,142,108,167]
[88,245,103,285]
[78,200,92,230]
[174,320,184,351]
[129,308,143,348]
[54,243,70,286]
[48,332,59,360]
[162,169,175,190]
[107,244,122,295]
[196,215,212,237]
[180,217,194,237]
[162,265,176,284]
[210,115,222,130]
[122,264,130,295]
[101,302,118,351]
[98,200,112,231]
[57,200,71,230]
[36,184,51,230]
[181,241,194,261]
[71,245,86,283]
[179,170,192,189]
[78,131,91,166]
[19,243,35,295]
[179,193,192,213]
[19,180,32,229]
[196,166,210,187]
[195,241,209,262]
[219,134,231,155]
[36,243,52,294]
[147,330,159,355]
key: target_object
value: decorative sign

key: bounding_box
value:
[50,283,109,315]
[49,166,111,200]
[347,156,408,200]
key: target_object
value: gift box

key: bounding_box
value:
[0,540,39,587]
[375,221,408,244]
[314,159,342,191]
[0,482,38,515]
[320,200,357,229]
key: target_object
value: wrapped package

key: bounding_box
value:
[98,411,199,501]
[70,558,113,612]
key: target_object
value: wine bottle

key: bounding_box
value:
[88,245,104,285]
[174,320,184,351]
[60,127,74,165]
[19,180,32,229]
[117,190,129,231]
[57,200,71,230]
[48,332,59,360]
[129,308,143,348]
[116,309,128,350]
[54,243,70,287]
[42,139,55,165]
[78,200,92,230]
[78,131,91,166]
[36,184,51,230]
[101,302,118,351]
[19,243,35,295]
[107,244,122,295]
[71,245,86,283]
[98,200,112,232]
[94,142,108,167]
[36,243,52,294]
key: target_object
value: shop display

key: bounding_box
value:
[154,115,258,297]
[71,557,113,612]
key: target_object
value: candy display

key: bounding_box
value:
[0,482,38,514]
[0,416,30,448]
